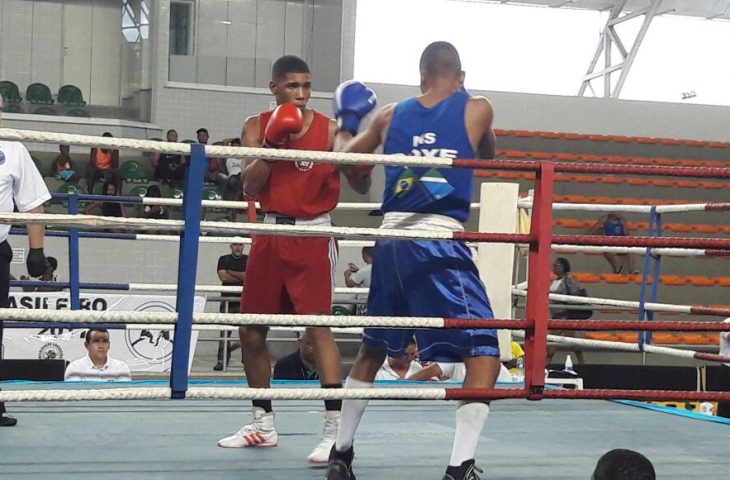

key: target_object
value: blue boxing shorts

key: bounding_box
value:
[363,239,499,362]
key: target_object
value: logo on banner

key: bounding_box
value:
[125,301,176,363]
[38,342,63,360]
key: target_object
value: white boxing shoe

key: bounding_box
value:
[307,410,340,464]
[217,407,278,448]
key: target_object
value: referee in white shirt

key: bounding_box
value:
[64,328,132,382]
[0,95,52,427]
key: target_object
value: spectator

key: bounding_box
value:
[218,138,243,204]
[273,331,319,380]
[717,318,730,419]
[588,213,637,274]
[215,242,247,371]
[83,182,126,233]
[592,449,655,480]
[196,127,220,183]
[375,338,422,380]
[151,129,185,187]
[344,246,373,315]
[86,132,121,194]
[64,328,132,381]
[20,256,61,292]
[343,246,373,288]
[51,144,80,183]
[141,185,169,220]
[547,257,585,365]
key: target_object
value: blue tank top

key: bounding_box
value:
[382,90,475,222]
[604,217,625,236]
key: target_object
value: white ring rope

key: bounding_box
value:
[0,213,460,241]
[0,308,446,328]
[551,245,717,257]
[123,284,368,296]
[121,324,365,334]
[511,288,701,315]
[0,128,453,168]
[0,387,447,403]
[143,199,482,212]
[513,332,728,363]
[515,200,724,214]
[134,235,378,248]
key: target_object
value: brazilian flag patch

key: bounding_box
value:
[394,169,416,197]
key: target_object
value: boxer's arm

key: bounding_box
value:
[335,104,395,194]
[468,97,496,160]
[241,116,272,196]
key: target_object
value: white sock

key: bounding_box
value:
[449,401,490,466]
[335,377,373,452]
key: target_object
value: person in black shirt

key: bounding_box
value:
[151,130,186,187]
[215,243,247,370]
[83,182,125,233]
[273,332,319,381]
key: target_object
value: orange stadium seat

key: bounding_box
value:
[714,277,730,287]
[698,181,726,190]
[708,334,720,345]
[650,179,675,188]
[721,226,730,235]
[513,130,535,138]
[607,135,633,143]
[685,276,716,287]
[636,137,659,144]
[709,141,730,148]
[532,151,554,160]
[653,333,680,345]
[585,332,619,342]
[495,171,522,180]
[556,219,585,229]
[626,177,652,186]
[601,176,623,184]
[561,133,588,140]
[588,134,610,142]
[502,150,529,159]
[474,171,496,178]
[682,140,706,147]
[606,155,629,164]
[679,334,710,345]
[632,156,654,165]
[660,275,688,286]
[578,154,606,163]
[695,224,720,234]
[602,274,632,284]
[494,129,510,136]
[656,158,678,166]
[628,221,648,230]
[538,131,561,139]
[703,160,727,168]
[659,138,683,146]
[555,153,578,161]
[573,273,602,283]
[664,223,693,233]
[616,333,638,343]
[575,175,598,183]
[676,180,700,189]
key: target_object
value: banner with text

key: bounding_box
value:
[1,293,206,374]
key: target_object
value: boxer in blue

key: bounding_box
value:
[327,41,500,480]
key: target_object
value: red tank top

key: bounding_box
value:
[257,109,339,218]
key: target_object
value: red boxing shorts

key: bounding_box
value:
[241,235,337,315]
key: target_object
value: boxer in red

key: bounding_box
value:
[217,55,375,465]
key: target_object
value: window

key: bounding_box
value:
[122,0,150,44]
[170,1,194,56]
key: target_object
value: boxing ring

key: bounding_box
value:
[1,128,730,479]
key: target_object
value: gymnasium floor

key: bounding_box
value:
[1,381,728,479]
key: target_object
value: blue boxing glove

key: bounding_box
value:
[333,80,377,135]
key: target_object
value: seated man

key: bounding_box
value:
[374,338,422,380]
[273,331,319,381]
[20,256,62,292]
[64,328,132,381]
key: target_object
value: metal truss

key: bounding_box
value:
[578,0,664,98]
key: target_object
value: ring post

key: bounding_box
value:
[524,161,554,400]
[170,143,206,399]
[67,193,81,310]
[638,207,661,352]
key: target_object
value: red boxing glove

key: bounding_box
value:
[263,103,303,148]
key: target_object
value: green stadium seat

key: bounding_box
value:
[120,161,149,184]
[66,107,90,118]
[128,185,149,198]
[2,103,23,113]
[57,85,86,106]
[0,80,22,103]
[32,106,57,116]
[25,83,54,105]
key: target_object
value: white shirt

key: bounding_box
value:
[721,318,730,367]
[375,358,423,380]
[438,362,512,383]
[64,355,132,382]
[0,141,52,242]
[350,264,372,287]
[226,157,241,177]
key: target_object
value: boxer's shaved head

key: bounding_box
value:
[419,41,462,77]
[272,55,310,82]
